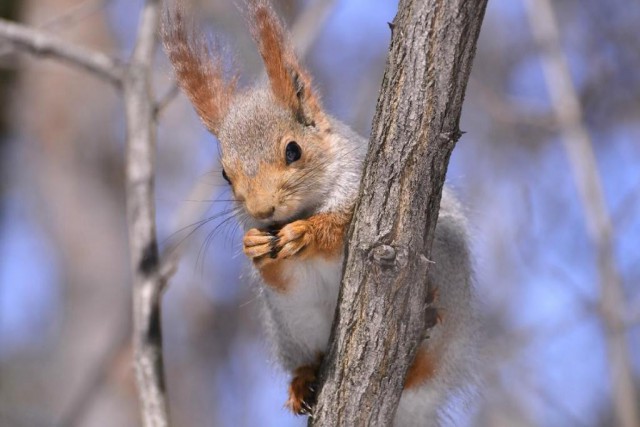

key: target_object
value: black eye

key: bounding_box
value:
[222,169,231,184]
[285,141,302,164]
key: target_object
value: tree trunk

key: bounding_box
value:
[311,0,487,425]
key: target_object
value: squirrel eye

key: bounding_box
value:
[222,169,231,184]
[285,141,302,165]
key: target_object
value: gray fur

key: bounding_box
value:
[219,90,292,176]
[394,190,478,426]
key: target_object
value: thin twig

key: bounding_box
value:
[153,83,180,118]
[0,0,112,59]
[0,17,124,86]
[123,0,168,426]
[524,1,639,427]
[57,315,132,427]
[288,0,336,56]
[38,0,113,32]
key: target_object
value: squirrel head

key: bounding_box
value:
[163,0,335,226]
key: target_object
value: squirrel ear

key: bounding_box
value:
[162,4,238,135]
[248,0,328,130]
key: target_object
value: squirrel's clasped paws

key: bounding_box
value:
[286,364,319,416]
[243,220,312,266]
[242,228,274,260]
[275,220,312,258]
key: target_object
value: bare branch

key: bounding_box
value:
[524,1,640,427]
[0,17,124,86]
[37,0,112,32]
[153,83,180,118]
[311,0,487,424]
[57,315,131,427]
[122,0,168,426]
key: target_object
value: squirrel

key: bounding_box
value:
[162,1,477,425]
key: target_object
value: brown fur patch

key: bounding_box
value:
[249,2,296,111]
[162,5,238,134]
[286,359,321,415]
[297,211,351,259]
[260,261,288,292]
[248,0,328,129]
[270,211,351,261]
[242,211,351,293]
[404,347,438,389]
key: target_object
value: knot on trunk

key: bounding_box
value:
[370,244,409,270]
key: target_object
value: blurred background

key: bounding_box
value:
[1,0,639,426]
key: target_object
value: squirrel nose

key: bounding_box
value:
[251,205,276,220]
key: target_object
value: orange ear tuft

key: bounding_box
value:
[162,4,238,135]
[248,0,327,129]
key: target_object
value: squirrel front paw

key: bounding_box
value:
[274,220,312,259]
[242,228,276,261]
[243,221,312,266]
[286,364,319,415]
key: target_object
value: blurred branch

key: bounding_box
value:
[58,316,131,427]
[1,1,170,424]
[625,294,640,327]
[0,17,123,86]
[0,0,111,58]
[154,83,180,118]
[529,381,589,427]
[524,1,640,427]
[311,0,487,424]
[613,185,640,230]
[37,0,112,32]
[122,0,168,426]
[288,0,335,56]
[469,76,557,130]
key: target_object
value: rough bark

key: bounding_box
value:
[311,0,487,425]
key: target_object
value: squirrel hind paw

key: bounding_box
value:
[286,365,319,416]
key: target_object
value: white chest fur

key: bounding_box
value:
[263,256,343,364]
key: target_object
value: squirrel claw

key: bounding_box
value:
[274,220,311,259]
[243,228,275,260]
[244,221,312,265]
[286,364,319,416]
